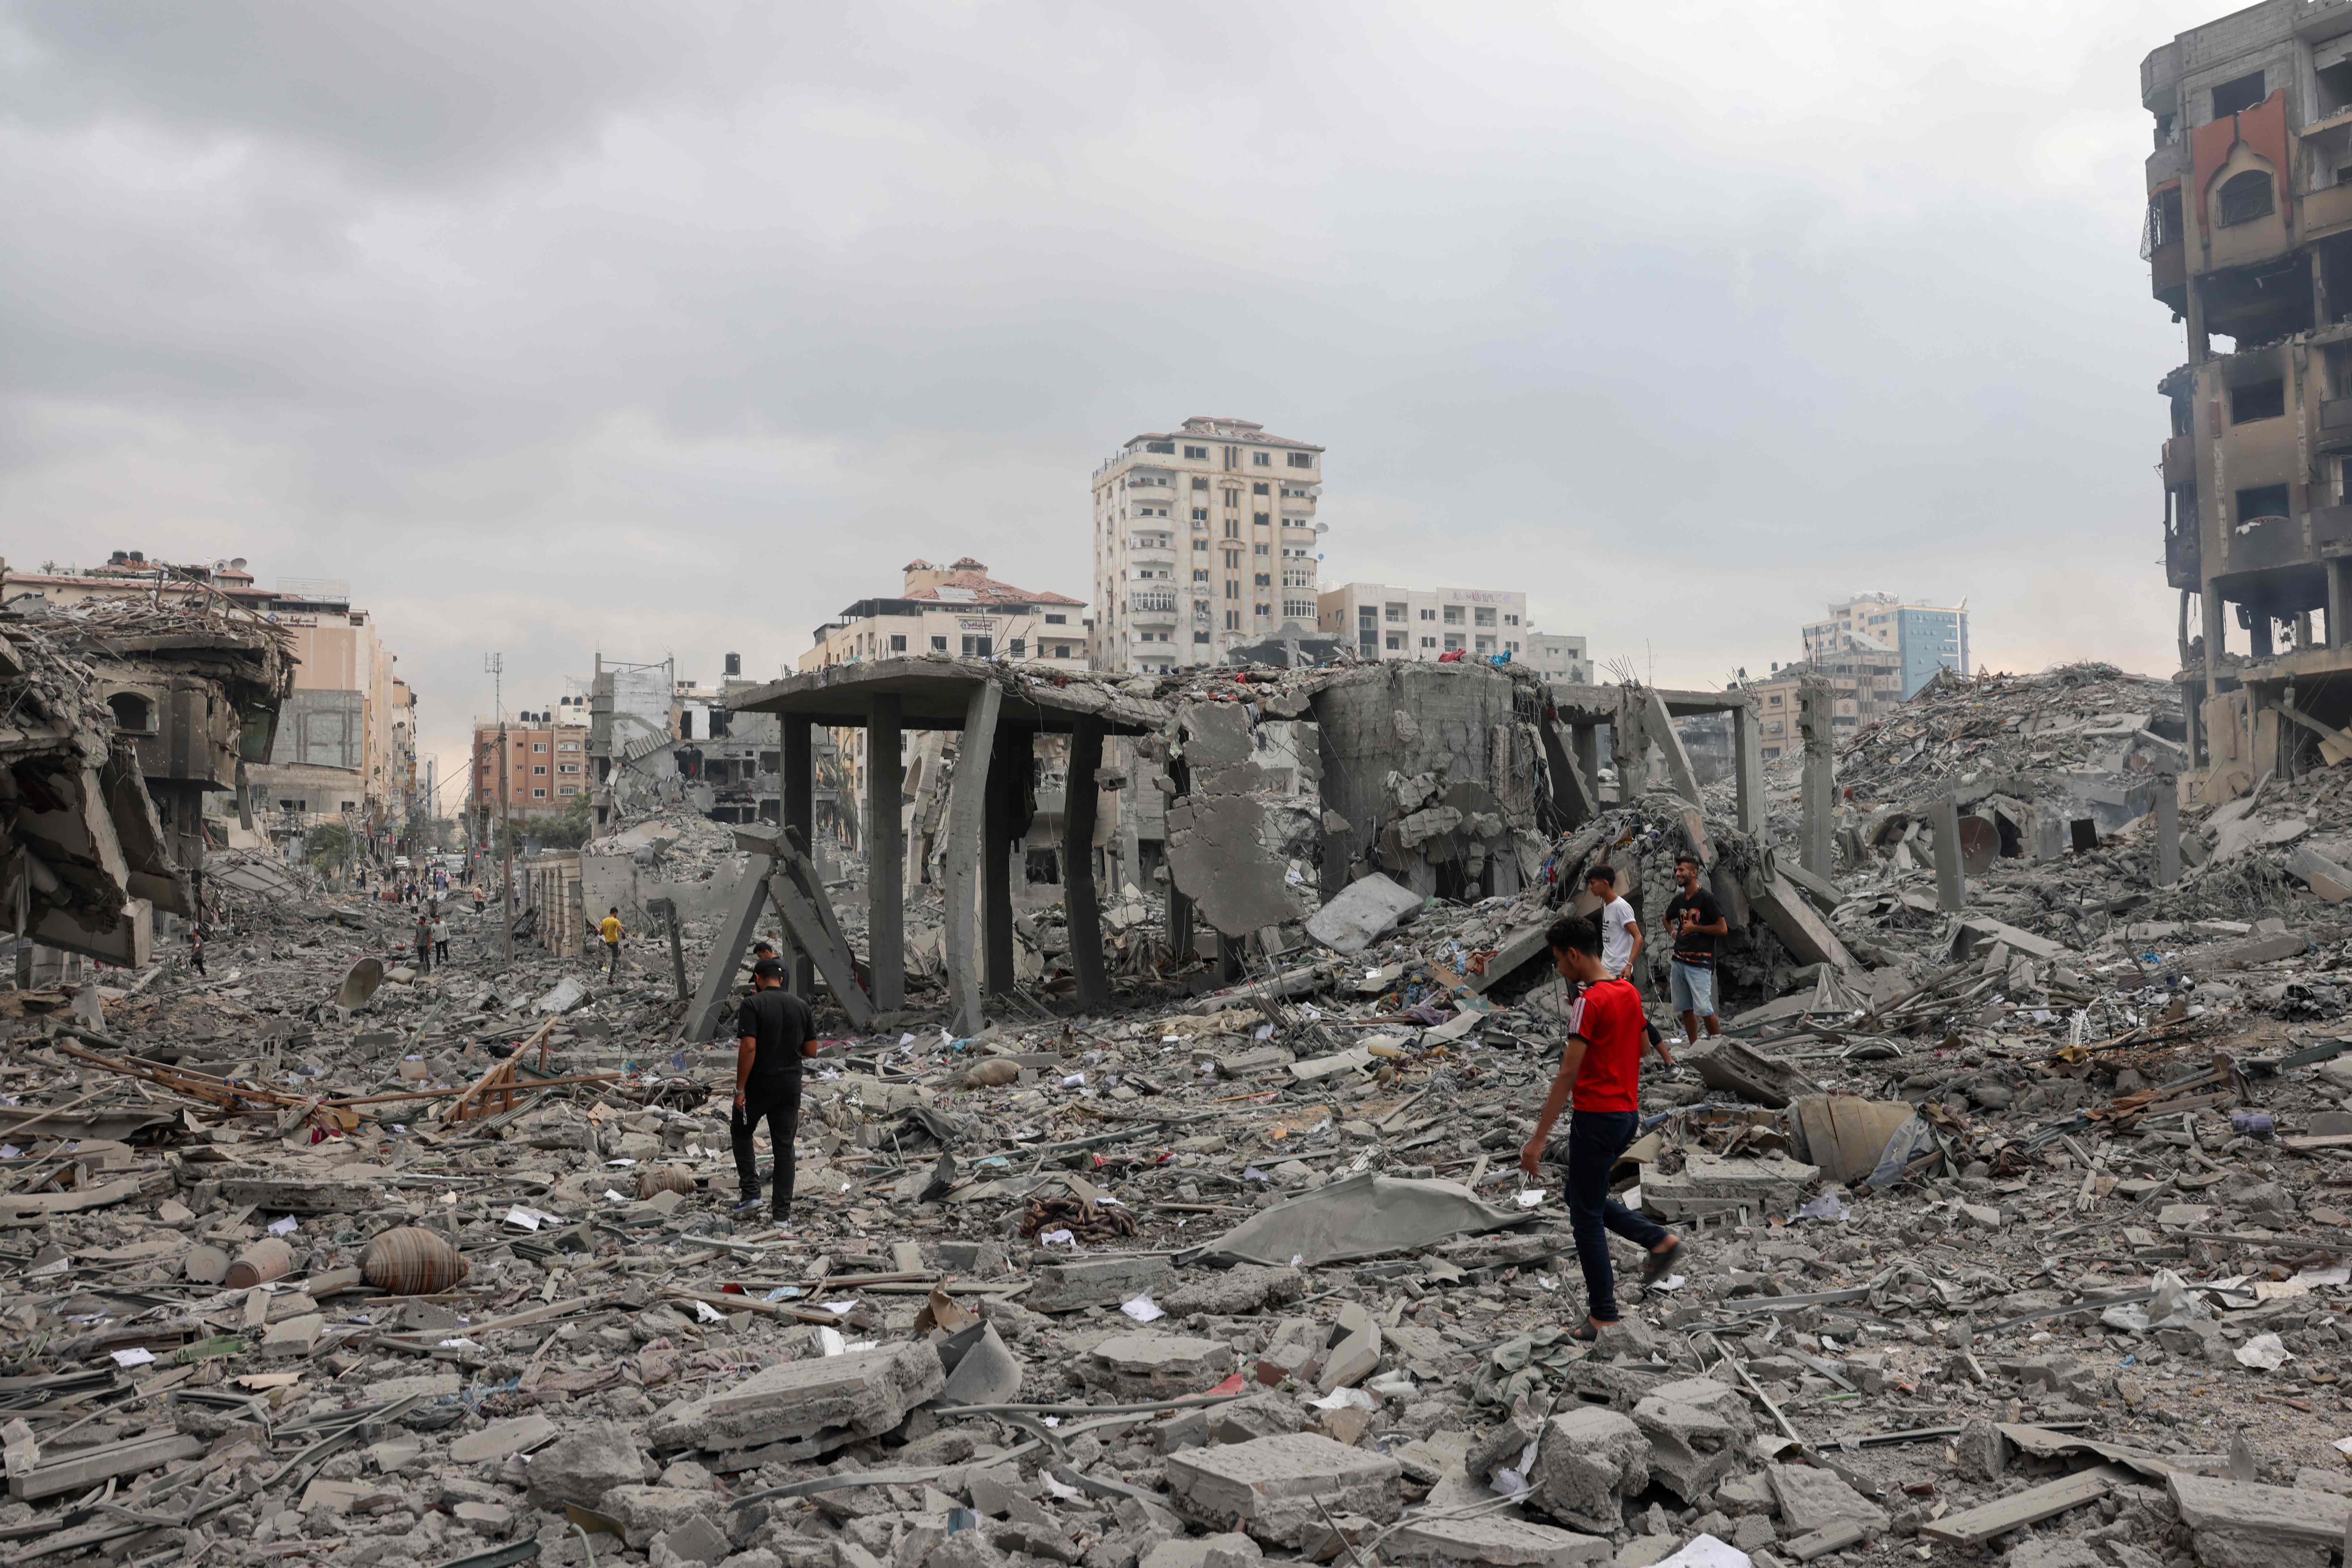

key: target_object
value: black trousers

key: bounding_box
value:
[731,1076,802,1214]
[433,940,449,962]
[1564,1109,1669,1323]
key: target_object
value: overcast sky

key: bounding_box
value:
[0,1,2223,792]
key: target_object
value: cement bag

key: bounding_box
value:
[637,1165,697,1199]
[361,1226,469,1295]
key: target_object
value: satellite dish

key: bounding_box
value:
[336,957,385,1010]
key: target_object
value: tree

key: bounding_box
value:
[532,792,596,851]
[305,820,353,878]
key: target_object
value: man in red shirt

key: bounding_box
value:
[1519,912,1684,1338]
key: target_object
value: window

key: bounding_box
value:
[2231,378,2285,422]
[1476,636,1495,653]
[1385,633,1404,651]
[1144,440,1175,454]
[1225,580,1239,599]
[558,740,579,751]
[1443,606,1464,625]
[1420,636,1436,648]
[1252,511,1270,527]
[107,692,155,733]
[1504,614,1519,626]
[2218,169,2274,227]
[1224,519,1239,539]
[1053,644,1071,658]
[1287,452,1313,468]
[1443,633,1465,651]
[889,633,907,652]
[1385,603,1405,621]
[1474,607,1496,627]
[1254,542,1270,555]
[1193,508,1208,521]
[1254,573,1271,587]
[2236,482,2291,522]
[960,635,994,656]
[1253,451,1270,466]
[1420,608,1435,620]
[1195,630,1211,643]
[1224,549,1240,567]
[1255,602,1270,617]
[1225,610,1240,629]
[533,741,548,752]
[1192,477,1208,490]
[559,763,580,774]
[1009,638,1026,657]
[530,764,546,775]
[1044,613,1066,624]
[1193,568,1210,582]
[558,786,578,796]
[533,788,547,799]
[1184,445,1208,460]
[930,635,948,651]
[2212,70,2266,119]
[1251,482,1269,495]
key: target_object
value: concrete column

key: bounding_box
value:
[1062,718,1109,1011]
[2330,559,2351,649]
[942,682,1000,1036]
[1932,794,1966,912]
[1641,688,1703,805]
[1798,679,1834,879]
[2155,773,2181,887]
[1572,724,1601,798]
[866,694,904,1011]
[783,715,815,996]
[2186,277,2209,362]
[982,723,1022,995]
[1536,709,1595,830]
[1732,701,1766,837]
[1612,691,1648,800]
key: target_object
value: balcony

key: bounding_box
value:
[1129,534,1175,554]
[2165,521,2201,590]
[2149,238,2185,305]
[1130,593,1177,619]
[2321,397,2352,450]
[2162,435,2195,491]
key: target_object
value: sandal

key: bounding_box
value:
[1570,1318,1616,1343]
[1641,1239,1684,1285]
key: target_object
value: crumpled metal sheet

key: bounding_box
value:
[1195,1172,1531,1268]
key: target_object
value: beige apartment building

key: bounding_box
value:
[1523,630,1593,682]
[1315,582,1534,662]
[1748,643,1905,761]
[1091,417,1325,673]
[800,557,1089,672]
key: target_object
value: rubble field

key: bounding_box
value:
[22,660,2352,1568]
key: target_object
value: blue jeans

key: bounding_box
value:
[1564,1109,1669,1323]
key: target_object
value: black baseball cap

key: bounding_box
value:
[750,957,786,980]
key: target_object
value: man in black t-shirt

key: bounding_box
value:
[1662,853,1728,1045]
[730,958,817,1224]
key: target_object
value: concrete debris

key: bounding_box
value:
[11,652,2352,1568]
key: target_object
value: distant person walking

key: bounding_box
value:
[1587,866,1642,982]
[431,913,450,966]
[1662,853,1727,1044]
[731,957,817,1225]
[187,924,206,977]
[413,912,433,975]
[598,907,624,982]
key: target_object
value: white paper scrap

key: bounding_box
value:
[1120,1294,1165,1323]
[266,1215,299,1236]
[502,1207,542,1231]
[109,1348,156,1368]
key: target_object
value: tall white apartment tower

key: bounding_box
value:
[1091,417,1325,673]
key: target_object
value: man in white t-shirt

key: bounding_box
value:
[1586,866,1643,981]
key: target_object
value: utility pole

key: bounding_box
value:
[487,653,514,967]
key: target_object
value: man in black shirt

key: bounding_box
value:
[731,958,818,1223]
[1662,853,1728,1045]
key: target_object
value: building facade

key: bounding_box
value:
[801,558,1087,673]
[1091,417,1325,674]
[1315,582,1532,662]
[1522,629,1594,682]
[1749,643,1906,759]
[2141,1,2352,786]
[1801,593,1967,699]
[472,710,592,821]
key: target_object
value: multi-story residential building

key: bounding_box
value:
[471,709,592,820]
[1748,642,1906,760]
[2139,2,2352,782]
[801,558,1087,672]
[1801,594,1968,698]
[1315,582,1532,662]
[1523,629,1594,682]
[1092,417,1325,673]
[3,552,411,836]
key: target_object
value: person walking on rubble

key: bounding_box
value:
[413,911,433,975]
[1662,853,1726,1044]
[1588,866,1642,982]
[598,906,624,983]
[1520,912,1683,1341]
[187,923,206,977]
[431,911,450,967]
[731,957,817,1225]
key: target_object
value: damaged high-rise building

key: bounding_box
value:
[2143,1,2352,791]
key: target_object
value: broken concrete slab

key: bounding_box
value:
[1632,1378,1753,1503]
[1765,1464,1888,1537]
[2166,1474,2351,1568]
[1528,1407,1650,1535]
[1026,1254,1176,1313]
[1680,1038,1822,1109]
[1079,1332,1237,1400]
[1304,873,1425,956]
[524,1419,651,1509]
[1163,1433,1403,1547]
[1641,1152,1818,1222]
[647,1340,943,1457]
[2287,845,2352,903]
[450,1411,556,1464]
[1382,1514,1611,1568]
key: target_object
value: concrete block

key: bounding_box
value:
[649,1342,944,1458]
[526,1419,651,1509]
[654,1516,733,1566]
[1305,874,1424,955]
[1529,1407,1649,1534]
[262,1313,323,1357]
[2289,845,2352,903]
[1765,1465,1887,1537]
[1317,1301,1381,1392]
[1679,1038,1821,1110]
[1641,1152,1818,1222]
[450,1412,555,1464]
[1208,1392,1306,1446]
[603,1485,726,1550]
[1631,1377,1752,1503]
[451,1501,514,1538]
[1383,1515,1611,1567]
[1163,1432,1403,1547]
[936,1241,1010,1277]
[1079,1332,1237,1400]
[1026,1254,1174,1313]
[1160,1265,1304,1318]
[2167,1474,2350,1568]
[1138,1535,1261,1568]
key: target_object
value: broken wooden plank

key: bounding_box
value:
[1918,1462,2131,1547]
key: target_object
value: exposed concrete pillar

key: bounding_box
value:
[1536,708,1595,830]
[1732,700,1766,837]
[2155,773,2181,887]
[943,682,1000,1036]
[866,693,904,1011]
[1797,678,1834,879]
[2330,559,2351,650]
[1612,690,1648,800]
[982,723,1023,996]
[1932,794,1966,912]
[2186,277,2209,362]
[1063,718,1109,1012]
[679,852,777,1042]
[784,715,815,996]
